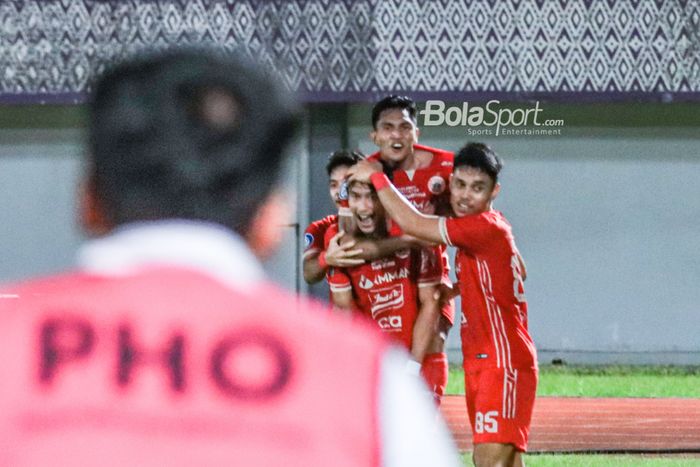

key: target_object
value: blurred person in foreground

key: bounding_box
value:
[0,48,460,467]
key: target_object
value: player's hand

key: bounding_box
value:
[434,282,460,306]
[347,159,383,184]
[325,231,365,267]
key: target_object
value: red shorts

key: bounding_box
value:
[464,367,538,451]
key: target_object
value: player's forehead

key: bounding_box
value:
[329,165,351,182]
[348,182,373,195]
[376,108,415,127]
[453,165,494,185]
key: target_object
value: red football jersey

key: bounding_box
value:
[439,210,537,371]
[325,224,442,350]
[303,214,337,258]
[368,144,456,323]
[368,143,453,216]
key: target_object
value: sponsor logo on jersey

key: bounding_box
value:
[304,233,313,249]
[397,185,420,196]
[369,284,404,317]
[371,258,396,270]
[428,175,446,194]
[441,161,453,167]
[377,315,403,331]
[359,275,374,289]
[373,267,410,286]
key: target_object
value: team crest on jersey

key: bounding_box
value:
[428,175,446,194]
[304,233,313,249]
[359,275,374,289]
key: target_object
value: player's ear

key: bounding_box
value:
[415,126,421,138]
[490,182,501,201]
[79,170,112,237]
[369,129,377,145]
[246,189,290,260]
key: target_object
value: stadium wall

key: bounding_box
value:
[0,106,304,295]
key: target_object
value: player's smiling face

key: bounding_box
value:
[449,166,500,217]
[348,182,386,236]
[328,165,351,208]
[370,108,419,168]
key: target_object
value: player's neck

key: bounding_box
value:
[390,148,433,172]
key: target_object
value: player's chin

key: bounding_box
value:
[357,220,375,235]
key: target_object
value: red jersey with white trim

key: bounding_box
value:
[439,210,537,371]
[0,268,387,466]
[325,223,442,350]
[369,144,455,323]
[368,144,453,217]
[303,214,337,259]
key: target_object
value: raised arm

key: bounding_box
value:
[349,161,445,245]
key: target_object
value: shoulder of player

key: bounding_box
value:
[306,214,337,232]
[306,215,338,242]
[366,152,381,162]
[414,144,454,161]
[1,271,93,301]
[322,221,341,247]
[448,210,511,236]
[413,145,453,174]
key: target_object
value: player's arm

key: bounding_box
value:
[516,250,527,281]
[411,283,441,364]
[302,250,326,284]
[349,161,444,245]
[330,288,357,312]
[303,230,365,284]
[351,235,416,261]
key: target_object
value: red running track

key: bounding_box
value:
[440,396,700,453]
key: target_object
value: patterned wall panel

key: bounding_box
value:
[1,0,699,103]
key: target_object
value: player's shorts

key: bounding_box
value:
[464,366,538,451]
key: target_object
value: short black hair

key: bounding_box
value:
[371,95,417,129]
[88,48,300,235]
[453,142,503,184]
[325,149,365,177]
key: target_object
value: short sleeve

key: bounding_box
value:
[303,223,326,258]
[439,213,496,254]
[326,266,352,293]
